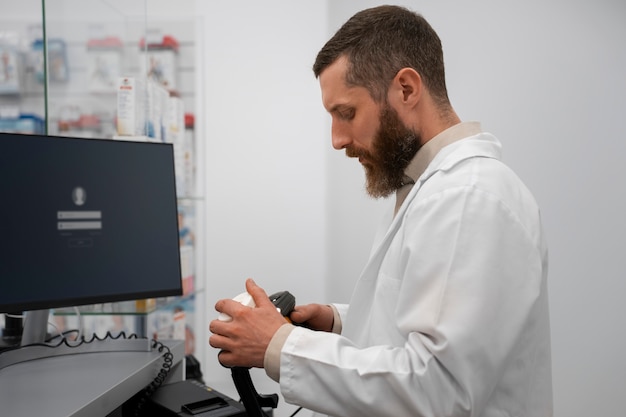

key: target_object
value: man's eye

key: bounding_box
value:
[338,109,355,120]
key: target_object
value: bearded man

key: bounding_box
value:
[210,5,552,417]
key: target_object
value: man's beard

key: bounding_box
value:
[346,104,421,198]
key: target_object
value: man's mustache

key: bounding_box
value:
[345,145,371,160]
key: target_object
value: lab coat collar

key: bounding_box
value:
[395,121,483,215]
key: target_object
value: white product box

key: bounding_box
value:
[116,76,145,137]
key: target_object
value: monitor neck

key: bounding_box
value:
[1,313,23,350]
[21,310,50,346]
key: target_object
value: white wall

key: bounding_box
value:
[194,2,328,415]
[197,1,626,416]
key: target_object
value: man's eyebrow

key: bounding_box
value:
[327,103,352,113]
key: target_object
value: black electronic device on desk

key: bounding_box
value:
[143,379,247,417]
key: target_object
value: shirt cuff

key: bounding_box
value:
[330,304,342,334]
[264,323,295,382]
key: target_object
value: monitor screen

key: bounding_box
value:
[0,132,182,313]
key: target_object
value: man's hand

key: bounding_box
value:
[209,279,287,368]
[289,303,335,332]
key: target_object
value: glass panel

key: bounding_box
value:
[0,0,46,134]
[43,0,148,138]
[1,0,201,349]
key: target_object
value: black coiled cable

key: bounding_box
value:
[132,338,173,416]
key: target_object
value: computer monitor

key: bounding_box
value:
[0,132,183,346]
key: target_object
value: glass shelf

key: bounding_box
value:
[53,290,202,316]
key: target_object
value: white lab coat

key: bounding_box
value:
[279,133,552,417]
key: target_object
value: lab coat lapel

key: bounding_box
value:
[346,133,503,328]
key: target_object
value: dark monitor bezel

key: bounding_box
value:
[0,132,183,314]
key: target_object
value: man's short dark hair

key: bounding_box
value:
[313,5,450,107]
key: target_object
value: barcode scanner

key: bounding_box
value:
[269,291,296,319]
[228,290,296,417]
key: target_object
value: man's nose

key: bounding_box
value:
[331,122,351,150]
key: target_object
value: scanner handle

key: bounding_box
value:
[230,291,296,417]
[231,367,278,416]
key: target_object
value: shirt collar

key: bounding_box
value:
[395,121,482,215]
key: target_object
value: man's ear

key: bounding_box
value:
[388,67,422,108]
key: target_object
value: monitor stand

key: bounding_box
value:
[0,309,151,371]
[0,313,23,351]
[20,309,49,346]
